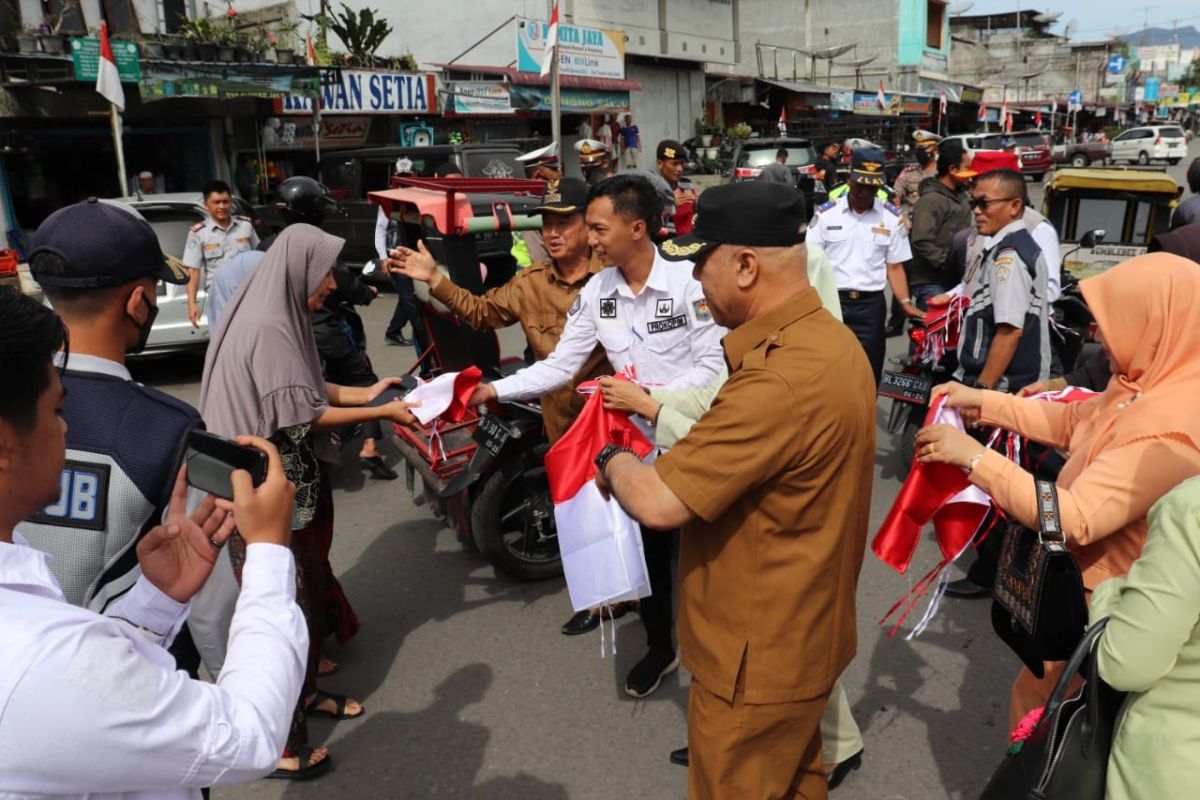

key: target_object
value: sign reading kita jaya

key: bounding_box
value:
[71,37,140,82]
[278,71,436,115]
[517,17,625,80]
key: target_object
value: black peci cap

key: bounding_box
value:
[534,177,589,215]
[30,198,187,289]
[656,140,685,161]
[659,181,806,262]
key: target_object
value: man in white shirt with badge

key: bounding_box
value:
[807,147,923,384]
[469,174,725,699]
[0,289,307,798]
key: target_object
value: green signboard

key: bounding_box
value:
[70,37,141,83]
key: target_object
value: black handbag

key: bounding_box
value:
[978,619,1126,800]
[991,479,1089,678]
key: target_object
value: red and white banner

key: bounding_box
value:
[96,22,124,111]
[545,378,655,614]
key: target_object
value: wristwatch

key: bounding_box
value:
[594,443,636,477]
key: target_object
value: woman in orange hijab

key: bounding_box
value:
[914,252,1200,727]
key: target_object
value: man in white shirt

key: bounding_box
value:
[470,174,725,698]
[0,288,307,798]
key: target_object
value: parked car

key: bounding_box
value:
[727,137,818,213]
[942,131,1052,179]
[1051,139,1112,168]
[112,193,260,354]
[317,144,534,271]
[1108,125,1188,165]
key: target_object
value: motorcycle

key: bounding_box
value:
[371,176,563,581]
[879,228,1104,475]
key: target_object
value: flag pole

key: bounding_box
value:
[110,104,129,198]
[549,4,561,158]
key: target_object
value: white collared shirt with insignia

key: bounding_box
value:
[181,216,259,289]
[806,197,912,292]
[492,249,726,441]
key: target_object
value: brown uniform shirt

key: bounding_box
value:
[430,258,610,442]
[654,288,876,704]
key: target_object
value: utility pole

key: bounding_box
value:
[548,1,561,158]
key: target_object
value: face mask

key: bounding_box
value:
[129,293,159,354]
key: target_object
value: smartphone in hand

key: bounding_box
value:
[185,430,268,501]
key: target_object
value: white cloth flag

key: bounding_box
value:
[96,22,125,112]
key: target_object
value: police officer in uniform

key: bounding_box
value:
[575,138,612,185]
[807,148,921,384]
[182,179,258,328]
[22,200,207,674]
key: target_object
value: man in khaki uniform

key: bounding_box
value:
[595,181,876,798]
[388,177,608,443]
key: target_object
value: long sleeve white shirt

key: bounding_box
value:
[492,250,726,406]
[0,536,307,799]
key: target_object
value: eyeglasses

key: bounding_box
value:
[969,196,1019,210]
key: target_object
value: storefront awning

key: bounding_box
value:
[438,64,641,93]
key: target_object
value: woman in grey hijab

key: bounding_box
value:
[201,224,416,779]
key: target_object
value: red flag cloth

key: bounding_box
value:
[445,365,482,422]
[872,398,989,573]
[96,21,125,111]
[673,201,695,235]
[545,377,653,504]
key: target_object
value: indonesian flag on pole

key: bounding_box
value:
[545,378,655,612]
[877,80,888,109]
[778,105,788,136]
[978,99,988,122]
[305,35,317,66]
[96,22,124,112]
[939,90,947,117]
[540,0,560,78]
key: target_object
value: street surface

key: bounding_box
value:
[131,151,1195,800]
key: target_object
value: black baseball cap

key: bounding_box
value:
[656,140,685,161]
[30,198,188,288]
[850,147,888,186]
[533,177,588,215]
[659,181,805,262]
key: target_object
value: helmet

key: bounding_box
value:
[276,176,334,226]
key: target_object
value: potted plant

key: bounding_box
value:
[138,33,166,59]
[728,122,753,141]
[303,3,392,67]
[270,19,300,64]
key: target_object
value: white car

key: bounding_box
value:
[1109,125,1188,166]
[114,193,260,354]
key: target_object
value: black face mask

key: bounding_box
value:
[129,293,159,354]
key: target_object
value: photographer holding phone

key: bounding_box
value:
[0,288,308,798]
[200,224,418,779]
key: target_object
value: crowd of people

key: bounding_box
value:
[2,125,1200,799]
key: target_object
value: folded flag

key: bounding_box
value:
[404,366,482,424]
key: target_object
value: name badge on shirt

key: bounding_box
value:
[871,226,891,236]
[599,298,617,318]
[826,225,843,231]
[647,315,686,334]
[29,461,111,531]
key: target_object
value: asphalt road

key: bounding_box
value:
[130,148,1197,800]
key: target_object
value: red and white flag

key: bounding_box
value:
[1034,110,1043,127]
[778,105,788,136]
[96,22,124,112]
[977,99,988,123]
[403,366,482,425]
[938,90,947,117]
[545,378,655,613]
[1005,108,1015,133]
[540,0,560,78]
[877,80,888,109]
[305,35,317,66]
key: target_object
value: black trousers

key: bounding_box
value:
[387,274,420,339]
[640,525,679,656]
[838,291,887,386]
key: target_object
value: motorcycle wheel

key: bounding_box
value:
[471,444,563,582]
[899,415,923,477]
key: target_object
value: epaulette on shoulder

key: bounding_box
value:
[882,201,902,217]
[817,200,836,213]
[189,221,205,232]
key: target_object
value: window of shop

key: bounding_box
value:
[927,1,946,49]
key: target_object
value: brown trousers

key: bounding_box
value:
[688,676,831,800]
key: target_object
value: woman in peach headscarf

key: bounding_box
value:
[913,252,1200,727]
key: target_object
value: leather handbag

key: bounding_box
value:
[991,479,1089,678]
[978,619,1126,800]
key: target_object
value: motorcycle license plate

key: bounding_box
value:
[475,414,512,457]
[878,369,932,404]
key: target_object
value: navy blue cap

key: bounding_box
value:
[659,181,805,262]
[850,147,888,186]
[30,198,188,289]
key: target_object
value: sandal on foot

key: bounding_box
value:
[318,658,338,678]
[306,689,364,720]
[267,748,332,780]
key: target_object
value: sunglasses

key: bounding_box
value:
[969,196,1019,211]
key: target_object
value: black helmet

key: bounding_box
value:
[276,176,334,226]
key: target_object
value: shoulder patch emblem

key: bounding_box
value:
[660,239,703,258]
[995,265,1012,283]
[599,297,617,318]
[692,298,711,322]
[882,201,901,216]
[189,222,205,232]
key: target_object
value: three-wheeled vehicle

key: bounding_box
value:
[368,177,564,581]
[1041,166,1183,280]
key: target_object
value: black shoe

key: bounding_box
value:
[669,747,689,767]
[360,456,398,481]
[561,610,600,635]
[624,649,679,698]
[827,750,863,790]
[944,577,991,599]
[385,335,413,347]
